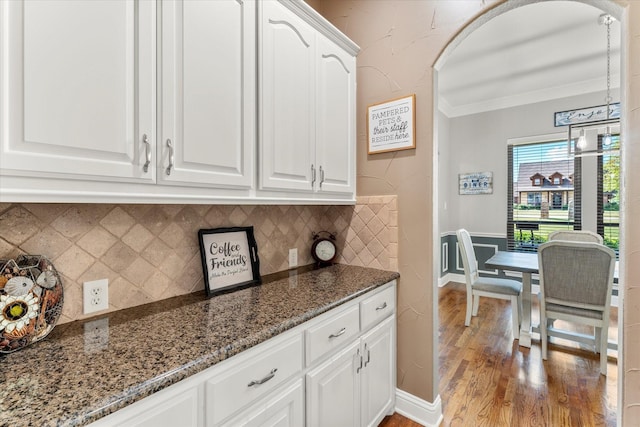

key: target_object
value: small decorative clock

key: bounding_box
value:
[311,231,338,265]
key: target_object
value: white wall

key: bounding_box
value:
[442,89,619,235]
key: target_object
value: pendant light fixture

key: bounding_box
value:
[577,128,587,150]
[601,13,614,147]
[567,13,619,157]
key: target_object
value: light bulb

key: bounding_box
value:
[576,129,586,150]
[603,126,612,146]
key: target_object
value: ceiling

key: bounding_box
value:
[438,1,621,118]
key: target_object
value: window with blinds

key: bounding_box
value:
[598,134,620,253]
[507,140,581,252]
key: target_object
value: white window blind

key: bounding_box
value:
[598,134,620,253]
[507,139,581,252]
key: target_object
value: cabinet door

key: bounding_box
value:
[315,34,356,195]
[360,316,395,427]
[220,379,304,427]
[306,340,361,427]
[0,0,155,182]
[259,0,315,192]
[160,0,254,188]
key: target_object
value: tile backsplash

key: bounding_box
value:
[0,196,397,323]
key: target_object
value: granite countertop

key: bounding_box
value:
[0,264,399,427]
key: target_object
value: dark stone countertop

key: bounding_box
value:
[0,264,399,427]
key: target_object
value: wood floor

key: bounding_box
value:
[380,282,617,427]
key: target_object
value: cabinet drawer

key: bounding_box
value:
[205,333,303,426]
[306,304,360,366]
[360,284,395,331]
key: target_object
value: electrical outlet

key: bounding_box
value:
[83,279,109,315]
[289,248,298,268]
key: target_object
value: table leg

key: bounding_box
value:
[519,272,532,348]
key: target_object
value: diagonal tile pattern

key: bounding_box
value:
[0,196,397,323]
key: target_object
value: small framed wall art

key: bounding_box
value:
[459,171,493,195]
[198,226,261,296]
[367,94,416,154]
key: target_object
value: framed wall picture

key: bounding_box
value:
[459,171,493,195]
[554,102,621,127]
[367,94,416,154]
[198,226,261,296]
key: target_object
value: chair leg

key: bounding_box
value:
[541,311,548,360]
[465,291,473,326]
[599,326,608,376]
[472,295,480,316]
[595,327,602,352]
[511,295,520,340]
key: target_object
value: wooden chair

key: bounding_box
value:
[537,240,616,375]
[548,230,603,244]
[456,229,522,339]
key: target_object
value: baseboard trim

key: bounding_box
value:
[395,389,443,427]
[439,273,465,287]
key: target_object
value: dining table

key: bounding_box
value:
[484,251,539,347]
[484,250,618,350]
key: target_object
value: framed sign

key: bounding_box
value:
[198,226,261,296]
[367,94,416,154]
[459,171,493,195]
[554,102,620,127]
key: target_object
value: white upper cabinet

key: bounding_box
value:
[0,0,156,183]
[0,0,358,204]
[159,0,254,189]
[259,0,316,192]
[315,34,356,195]
[259,0,357,198]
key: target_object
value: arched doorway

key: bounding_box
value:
[432,0,626,424]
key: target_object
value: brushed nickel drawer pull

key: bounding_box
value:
[329,327,346,339]
[375,302,388,311]
[247,368,277,387]
[365,345,371,367]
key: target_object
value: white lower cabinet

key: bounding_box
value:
[306,316,395,427]
[88,282,396,427]
[360,317,395,427]
[306,339,362,427]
